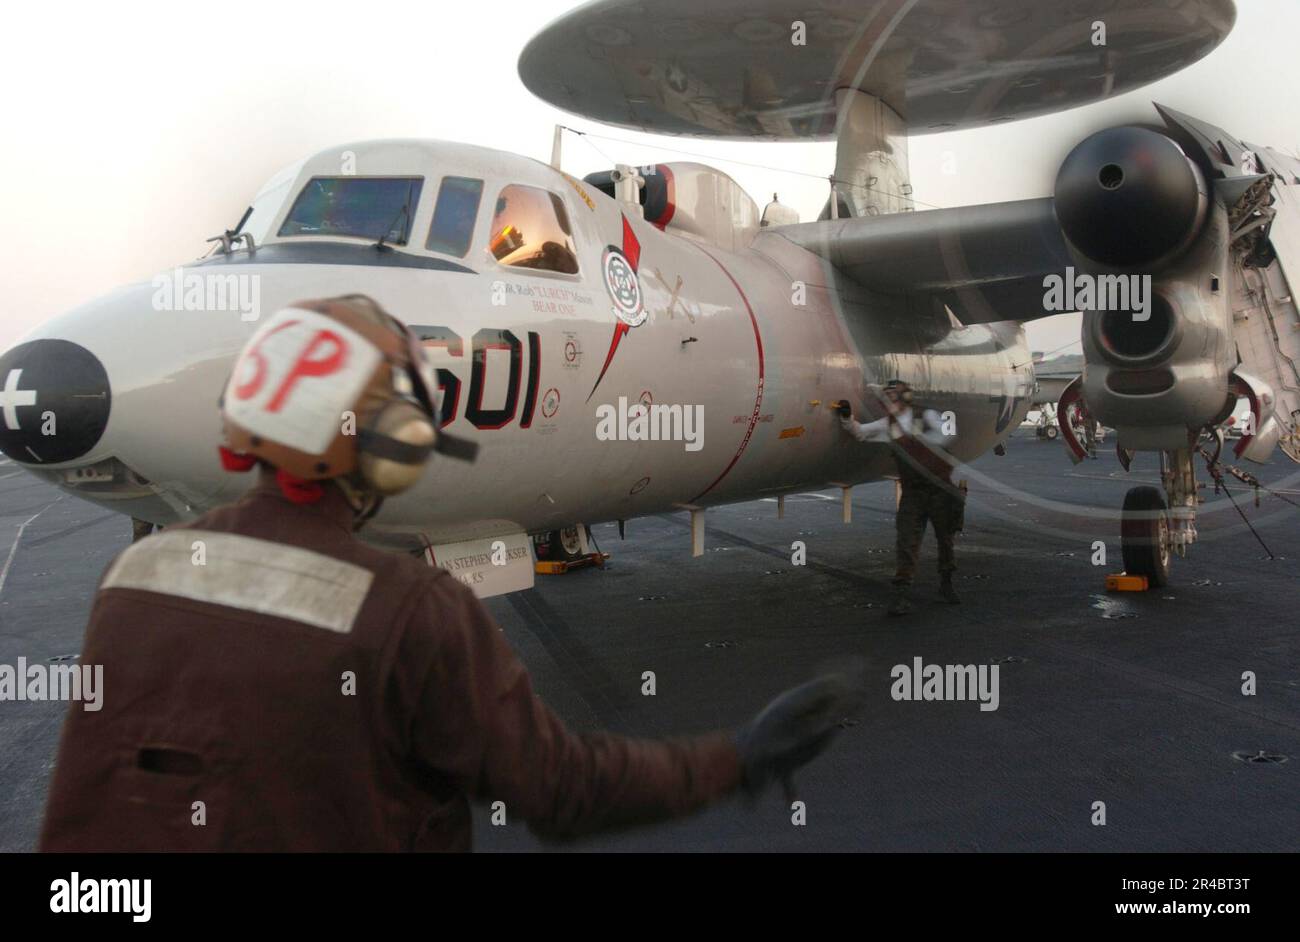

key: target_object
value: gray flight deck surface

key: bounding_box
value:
[1,430,1296,852]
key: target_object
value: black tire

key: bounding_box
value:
[1044,424,1059,440]
[1121,486,1171,587]
[534,526,585,563]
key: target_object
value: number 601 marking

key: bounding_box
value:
[411,325,541,431]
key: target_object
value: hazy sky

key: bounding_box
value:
[3,0,1298,356]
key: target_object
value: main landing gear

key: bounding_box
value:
[1120,485,1172,587]
[1118,445,1201,588]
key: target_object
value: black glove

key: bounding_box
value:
[735,662,866,801]
[834,399,853,420]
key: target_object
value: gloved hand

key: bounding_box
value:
[735,662,867,801]
[834,399,853,420]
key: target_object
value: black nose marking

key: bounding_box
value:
[0,339,111,464]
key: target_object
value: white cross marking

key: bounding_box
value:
[0,369,37,430]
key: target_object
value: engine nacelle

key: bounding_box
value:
[1055,126,1209,271]
[1055,126,1235,452]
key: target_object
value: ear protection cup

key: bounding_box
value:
[218,296,472,504]
[885,380,914,405]
[355,399,437,496]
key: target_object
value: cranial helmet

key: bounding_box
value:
[218,295,475,502]
[884,379,915,405]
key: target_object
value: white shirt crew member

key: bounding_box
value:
[841,406,954,448]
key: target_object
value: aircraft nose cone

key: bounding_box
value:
[0,339,111,464]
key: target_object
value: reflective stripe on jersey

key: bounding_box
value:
[101,530,374,633]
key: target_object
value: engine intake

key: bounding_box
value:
[1054,126,1208,271]
[1094,293,1178,364]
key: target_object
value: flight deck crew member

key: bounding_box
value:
[837,380,963,616]
[40,296,863,852]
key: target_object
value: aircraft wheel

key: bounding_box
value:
[1044,425,1059,440]
[535,526,585,562]
[1121,486,1171,587]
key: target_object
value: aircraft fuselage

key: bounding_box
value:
[0,139,1033,552]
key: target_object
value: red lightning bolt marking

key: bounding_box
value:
[587,322,630,403]
[621,215,641,268]
[587,215,642,402]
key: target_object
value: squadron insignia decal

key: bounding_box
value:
[604,247,644,326]
[588,215,644,402]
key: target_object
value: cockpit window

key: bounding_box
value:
[242,164,299,246]
[488,184,579,274]
[426,177,483,257]
[278,176,423,244]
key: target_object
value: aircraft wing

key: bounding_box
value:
[776,198,1074,326]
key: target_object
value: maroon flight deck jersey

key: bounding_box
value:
[40,473,741,851]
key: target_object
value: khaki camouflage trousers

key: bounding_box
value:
[893,473,962,587]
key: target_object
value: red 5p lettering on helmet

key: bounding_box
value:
[219,295,475,497]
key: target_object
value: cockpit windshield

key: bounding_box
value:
[278,176,423,244]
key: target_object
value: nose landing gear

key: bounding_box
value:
[533,525,609,575]
[534,526,587,563]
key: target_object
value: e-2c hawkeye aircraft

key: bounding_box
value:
[2,0,1297,594]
